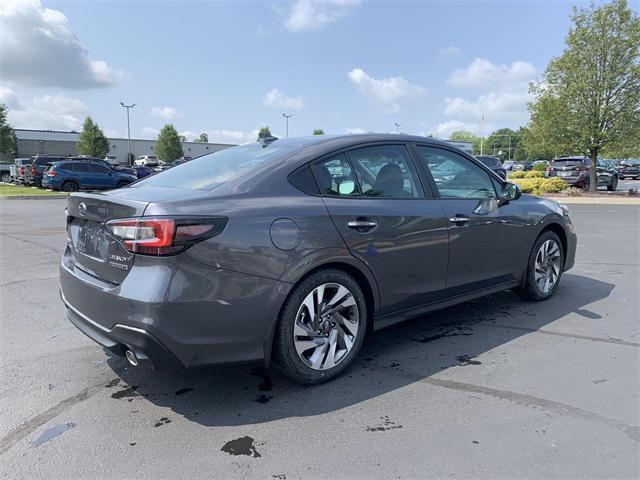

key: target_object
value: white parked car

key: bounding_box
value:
[104,155,119,166]
[134,155,159,166]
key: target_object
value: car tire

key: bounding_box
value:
[619,175,625,180]
[274,269,367,384]
[117,181,129,188]
[516,231,564,301]
[607,176,618,191]
[1,173,10,183]
[61,181,79,192]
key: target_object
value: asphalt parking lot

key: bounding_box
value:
[0,199,638,479]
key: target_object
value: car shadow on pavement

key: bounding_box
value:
[105,273,614,427]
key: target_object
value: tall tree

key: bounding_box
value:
[155,124,184,161]
[195,133,208,143]
[257,126,272,141]
[313,129,325,135]
[528,0,640,191]
[76,117,109,158]
[449,130,482,155]
[0,104,18,160]
[485,128,521,161]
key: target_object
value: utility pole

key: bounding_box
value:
[394,122,401,134]
[120,102,136,165]
[480,115,485,155]
[282,113,293,138]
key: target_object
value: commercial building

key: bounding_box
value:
[14,129,234,165]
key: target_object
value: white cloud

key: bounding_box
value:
[425,120,484,139]
[348,68,426,113]
[448,58,536,90]
[263,89,304,110]
[439,46,461,57]
[0,0,123,88]
[285,0,361,32]
[444,92,533,121]
[0,87,24,110]
[150,106,182,120]
[344,127,366,134]
[7,92,90,131]
[141,127,159,138]
[207,129,258,144]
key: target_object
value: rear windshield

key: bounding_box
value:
[552,158,586,164]
[131,142,296,190]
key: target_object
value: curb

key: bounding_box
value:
[546,196,640,205]
[0,195,67,200]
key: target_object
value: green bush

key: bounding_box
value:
[509,171,526,178]
[532,163,547,171]
[525,170,544,178]
[511,177,568,195]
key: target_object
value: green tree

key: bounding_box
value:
[155,124,184,161]
[449,130,482,155]
[194,133,208,143]
[313,129,325,135]
[257,126,272,141]
[178,135,187,142]
[484,128,522,161]
[76,117,109,158]
[0,104,18,160]
[528,0,640,191]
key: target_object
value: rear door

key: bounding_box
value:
[87,163,112,188]
[413,145,525,291]
[312,144,449,315]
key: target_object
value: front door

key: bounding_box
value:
[413,145,525,292]
[311,145,449,315]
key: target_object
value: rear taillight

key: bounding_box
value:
[31,166,37,175]
[106,217,227,256]
[47,170,57,176]
[19,166,25,175]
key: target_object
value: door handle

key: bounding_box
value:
[347,219,377,231]
[449,216,470,225]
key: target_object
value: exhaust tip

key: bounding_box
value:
[125,350,139,367]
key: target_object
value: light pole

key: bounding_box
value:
[282,113,293,138]
[394,122,401,134]
[120,102,136,165]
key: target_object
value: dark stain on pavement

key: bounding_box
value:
[153,417,172,427]
[255,394,273,404]
[366,415,403,432]
[111,386,140,399]
[250,367,273,391]
[175,387,194,396]
[456,354,482,366]
[221,436,262,457]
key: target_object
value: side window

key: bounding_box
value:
[74,163,90,172]
[415,146,496,199]
[349,145,423,198]
[89,163,110,174]
[311,154,359,197]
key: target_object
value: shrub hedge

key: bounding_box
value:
[509,171,526,178]
[525,170,544,178]
[511,177,567,195]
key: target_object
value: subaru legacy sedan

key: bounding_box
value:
[59,134,576,384]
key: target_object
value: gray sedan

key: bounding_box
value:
[59,134,577,384]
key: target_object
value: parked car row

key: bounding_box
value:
[1,154,151,192]
[546,156,618,190]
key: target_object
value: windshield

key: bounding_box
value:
[131,142,295,190]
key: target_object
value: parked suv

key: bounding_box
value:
[618,159,640,180]
[475,155,507,179]
[23,155,65,186]
[60,134,577,384]
[548,156,618,190]
[42,159,137,192]
[134,155,159,166]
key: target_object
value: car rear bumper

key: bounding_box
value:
[59,246,291,369]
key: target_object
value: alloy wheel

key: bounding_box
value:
[293,282,359,371]
[534,240,561,294]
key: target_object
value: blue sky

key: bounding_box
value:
[1,0,596,144]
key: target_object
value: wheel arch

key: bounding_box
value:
[538,222,568,268]
[263,253,380,366]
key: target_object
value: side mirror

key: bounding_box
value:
[499,182,521,203]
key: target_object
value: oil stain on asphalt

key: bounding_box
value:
[366,416,403,432]
[31,422,76,447]
[153,417,172,427]
[111,386,139,399]
[221,436,262,458]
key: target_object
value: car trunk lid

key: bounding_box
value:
[66,191,151,285]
